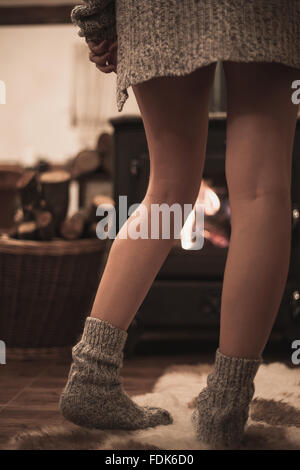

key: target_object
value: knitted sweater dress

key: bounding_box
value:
[71,0,300,113]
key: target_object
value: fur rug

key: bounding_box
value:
[5,362,300,450]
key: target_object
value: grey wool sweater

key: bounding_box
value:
[71,0,300,112]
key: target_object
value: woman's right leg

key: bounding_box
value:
[60,63,216,430]
[90,64,216,329]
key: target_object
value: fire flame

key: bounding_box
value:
[180,180,222,250]
[198,180,221,216]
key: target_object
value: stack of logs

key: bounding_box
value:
[10,169,114,241]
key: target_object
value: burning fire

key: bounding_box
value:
[198,180,221,215]
[180,179,229,250]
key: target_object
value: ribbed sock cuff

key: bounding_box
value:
[212,348,262,388]
[81,316,128,352]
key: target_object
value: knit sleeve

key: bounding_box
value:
[71,0,117,43]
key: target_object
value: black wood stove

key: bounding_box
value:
[109,115,300,347]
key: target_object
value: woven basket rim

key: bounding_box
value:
[0,237,107,255]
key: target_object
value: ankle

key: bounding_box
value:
[219,345,262,361]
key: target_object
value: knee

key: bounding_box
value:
[146,177,200,208]
[229,181,291,216]
[226,148,291,208]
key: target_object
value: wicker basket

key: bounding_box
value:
[0,165,23,231]
[0,237,107,349]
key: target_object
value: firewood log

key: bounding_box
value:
[96,133,114,175]
[17,221,38,240]
[7,224,19,239]
[86,221,111,239]
[16,170,40,216]
[85,195,115,240]
[33,209,55,241]
[60,209,89,240]
[14,208,25,224]
[9,211,54,241]
[85,222,98,238]
[39,170,71,230]
[88,195,115,224]
[9,209,29,239]
[71,150,101,179]
[60,195,114,240]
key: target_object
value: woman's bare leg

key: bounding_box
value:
[90,64,216,329]
[192,65,298,446]
[60,65,217,431]
[219,62,299,359]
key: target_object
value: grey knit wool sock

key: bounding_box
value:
[59,317,172,430]
[191,348,261,447]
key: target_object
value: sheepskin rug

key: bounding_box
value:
[5,362,300,450]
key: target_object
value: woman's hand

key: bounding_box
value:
[87,39,118,74]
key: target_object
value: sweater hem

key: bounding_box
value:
[114,0,300,112]
[116,53,300,113]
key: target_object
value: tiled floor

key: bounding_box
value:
[0,352,205,449]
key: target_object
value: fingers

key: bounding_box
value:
[89,52,116,73]
[87,39,113,54]
[86,40,98,51]
[87,39,118,74]
[96,64,116,74]
[108,40,118,52]
[89,51,110,65]
[87,39,106,53]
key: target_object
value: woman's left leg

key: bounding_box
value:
[192,61,299,448]
[220,61,299,359]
